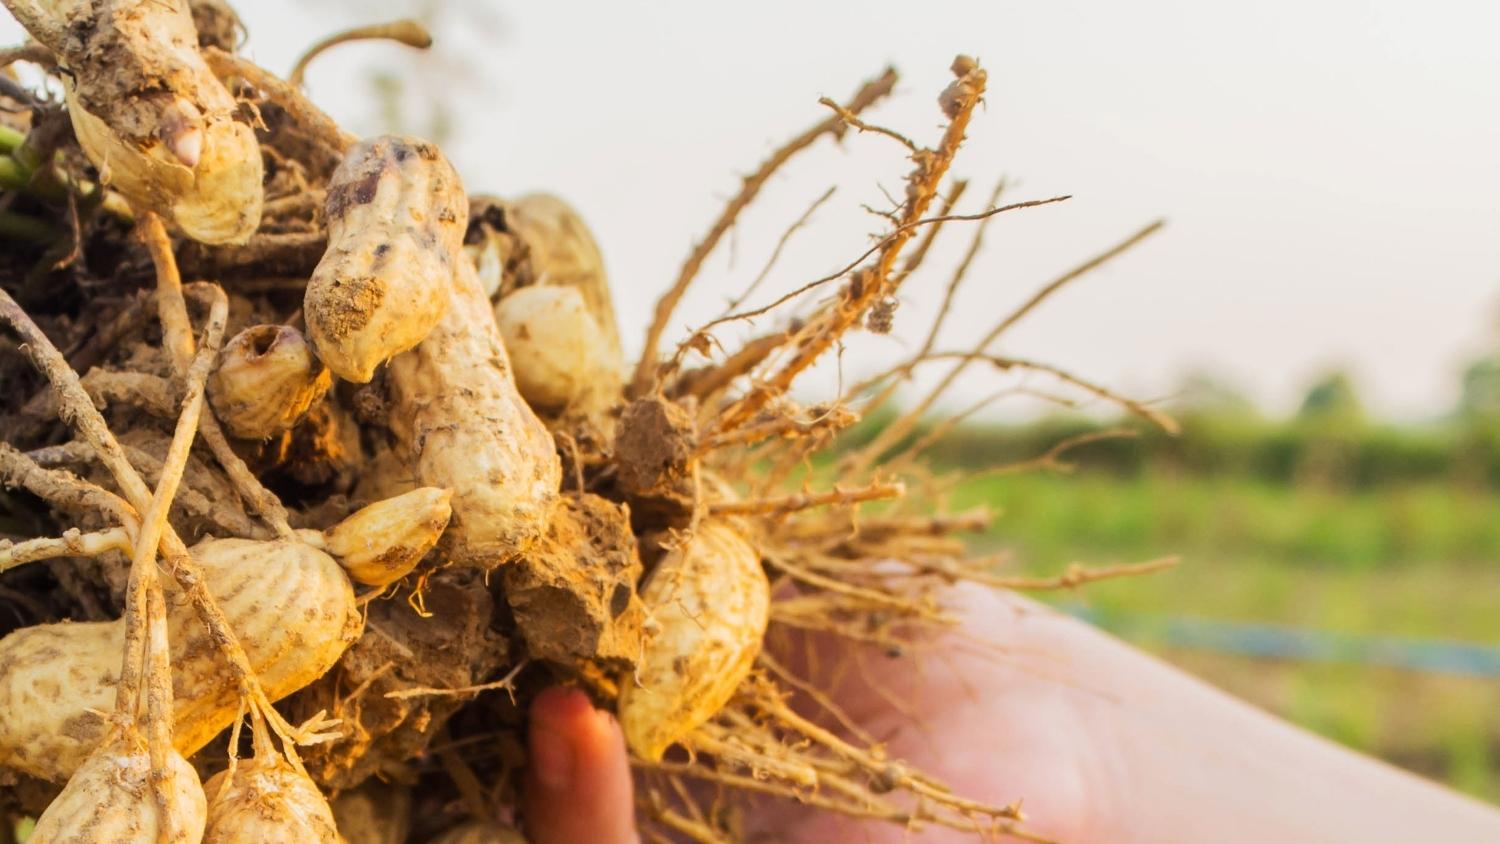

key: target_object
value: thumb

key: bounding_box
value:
[524,686,640,844]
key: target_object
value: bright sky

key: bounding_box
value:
[8,1,1500,419]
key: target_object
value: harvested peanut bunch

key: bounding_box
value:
[0,5,1173,841]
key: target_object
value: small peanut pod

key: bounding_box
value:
[306,135,467,383]
[429,821,527,844]
[202,751,339,843]
[503,193,623,368]
[29,725,207,843]
[0,537,360,781]
[29,0,265,242]
[322,486,453,587]
[208,324,333,439]
[619,520,770,761]
[495,285,614,415]
[383,258,561,569]
[330,781,411,844]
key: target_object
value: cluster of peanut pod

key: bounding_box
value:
[0,0,779,839]
[0,0,1149,840]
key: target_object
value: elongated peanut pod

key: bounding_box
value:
[0,537,360,781]
[35,0,264,242]
[322,486,452,587]
[203,750,339,843]
[306,135,467,382]
[495,285,614,414]
[619,521,770,761]
[383,258,561,568]
[209,324,333,439]
[29,725,207,843]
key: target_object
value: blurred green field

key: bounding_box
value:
[949,468,1500,803]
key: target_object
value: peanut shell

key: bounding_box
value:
[202,750,339,843]
[306,135,467,382]
[0,537,360,781]
[619,520,770,761]
[29,724,207,843]
[208,324,332,440]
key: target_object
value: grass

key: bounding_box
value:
[945,468,1500,803]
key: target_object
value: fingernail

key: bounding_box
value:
[530,724,574,791]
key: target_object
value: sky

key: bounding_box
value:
[7,1,1500,420]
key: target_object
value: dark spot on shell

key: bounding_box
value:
[327,165,386,219]
[371,242,392,270]
[609,583,632,617]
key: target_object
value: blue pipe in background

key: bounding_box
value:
[1062,604,1500,678]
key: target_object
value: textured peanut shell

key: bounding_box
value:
[0,538,360,781]
[306,136,467,383]
[45,0,263,244]
[68,85,264,244]
[323,486,453,587]
[209,324,332,439]
[619,521,770,761]
[494,285,611,414]
[383,259,561,568]
[202,752,339,843]
[29,726,207,843]
[504,193,623,367]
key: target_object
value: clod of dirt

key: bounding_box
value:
[503,493,645,669]
[291,570,510,789]
[613,396,697,528]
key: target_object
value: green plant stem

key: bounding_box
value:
[0,125,24,154]
[0,154,30,190]
[0,210,57,242]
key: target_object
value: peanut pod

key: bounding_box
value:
[306,135,467,383]
[322,485,453,587]
[495,285,615,415]
[203,750,339,843]
[618,520,770,761]
[329,781,411,844]
[502,192,623,367]
[19,0,266,242]
[209,324,333,440]
[491,193,624,418]
[28,724,207,843]
[382,257,561,569]
[0,537,360,781]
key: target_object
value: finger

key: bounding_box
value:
[524,686,640,844]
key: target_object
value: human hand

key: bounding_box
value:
[522,686,639,844]
[520,586,1108,843]
[524,584,1500,843]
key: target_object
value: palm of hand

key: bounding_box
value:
[748,586,1124,843]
